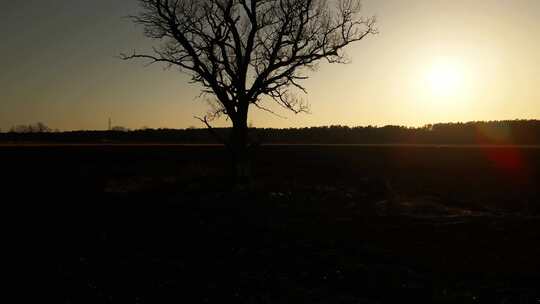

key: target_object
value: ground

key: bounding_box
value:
[3,145,539,303]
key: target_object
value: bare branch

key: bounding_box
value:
[252,102,288,119]
[194,115,226,144]
[124,0,375,132]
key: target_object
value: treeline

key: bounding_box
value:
[7,122,59,133]
[1,120,540,145]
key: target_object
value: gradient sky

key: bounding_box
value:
[1,0,539,131]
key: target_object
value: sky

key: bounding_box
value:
[1,0,539,131]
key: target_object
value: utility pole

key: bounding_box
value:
[108,118,112,131]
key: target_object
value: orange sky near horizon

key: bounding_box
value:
[1,0,539,131]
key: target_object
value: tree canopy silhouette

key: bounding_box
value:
[122,0,377,179]
[3,120,540,146]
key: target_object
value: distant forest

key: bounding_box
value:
[2,120,540,145]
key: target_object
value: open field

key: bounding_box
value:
[4,145,540,303]
[2,143,540,148]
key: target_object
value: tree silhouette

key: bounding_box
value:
[9,122,51,133]
[122,0,377,180]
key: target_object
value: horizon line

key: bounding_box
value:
[3,118,540,133]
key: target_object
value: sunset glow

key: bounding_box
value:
[424,57,465,98]
[1,0,539,130]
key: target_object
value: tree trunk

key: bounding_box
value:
[228,119,252,187]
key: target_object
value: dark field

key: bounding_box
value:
[4,145,540,303]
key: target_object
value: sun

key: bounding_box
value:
[424,57,465,97]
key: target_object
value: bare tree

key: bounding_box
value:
[111,126,130,132]
[35,122,51,133]
[9,122,51,133]
[122,0,377,180]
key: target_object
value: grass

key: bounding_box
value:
[3,145,539,303]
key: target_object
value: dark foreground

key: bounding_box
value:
[4,145,540,303]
